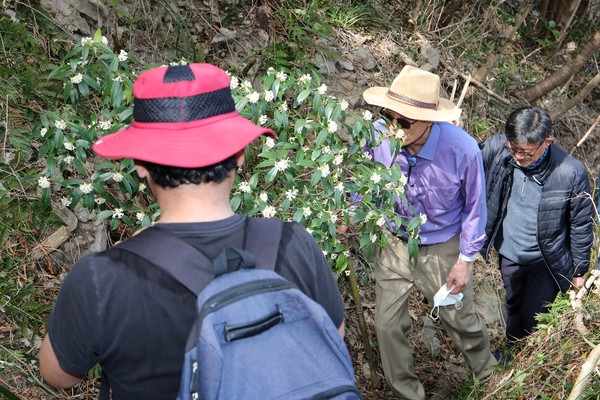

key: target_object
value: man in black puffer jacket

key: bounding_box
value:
[479,106,594,344]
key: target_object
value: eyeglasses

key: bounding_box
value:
[504,140,543,159]
[381,110,417,130]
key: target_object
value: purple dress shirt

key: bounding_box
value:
[363,120,487,259]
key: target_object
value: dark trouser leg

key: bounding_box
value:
[500,256,560,340]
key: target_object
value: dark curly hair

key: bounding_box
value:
[142,154,238,188]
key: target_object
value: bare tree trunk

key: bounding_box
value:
[439,0,465,27]
[472,2,533,84]
[514,28,600,103]
[551,73,600,120]
[551,0,582,56]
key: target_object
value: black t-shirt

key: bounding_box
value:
[47,215,344,400]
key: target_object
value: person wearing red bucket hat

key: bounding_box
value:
[39,63,346,399]
[352,66,496,399]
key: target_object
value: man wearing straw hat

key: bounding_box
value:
[360,65,496,399]
[38,63,346,399]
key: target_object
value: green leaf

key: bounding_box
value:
[265,167,278,185]
[315,128,328,146]
[46,156,57,176]
[73,158,87,175]
[63,81,73,102]
[85,193,95,210]
[310,169,322,186]
[93,28,103,43]
[297,89,311,103]
[408,237,419,261]
[230,195,241,212]
[359,233,370,249]
[78,81,90,98]
[110,218,119,230]
[0,384,22,400]
[41,188,51,210]
[407,216,421,232]
[95,210,114,220]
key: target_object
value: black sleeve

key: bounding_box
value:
[275,222,345,329]
[46,253,102,375]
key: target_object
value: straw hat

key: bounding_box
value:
[363,65,461,122]
[93,63,275,168]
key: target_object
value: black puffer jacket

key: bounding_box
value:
[479,134,594,293]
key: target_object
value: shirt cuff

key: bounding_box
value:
[459,253,477,262]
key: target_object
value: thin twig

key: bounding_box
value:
[576,114,600,147]
[440,59,511,105]
[456,74,471,108]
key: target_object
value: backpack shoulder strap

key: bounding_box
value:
[115,226,213,296]
[244,217,284,271]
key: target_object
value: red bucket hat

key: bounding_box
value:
[93,63,276,168]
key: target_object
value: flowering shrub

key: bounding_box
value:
[32,29,423,269]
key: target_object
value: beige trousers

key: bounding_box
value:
[374,233,497,400]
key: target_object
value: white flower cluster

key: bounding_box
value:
[285,188,298,200]
[79,182,94,194]
[112,208,124,219]
[275,71,288,82]
[340,99,349,111]
[239,182,251,193]
[64,142,75,151]
[298,74,311,84]
[138,183,147,192]
[70,73,83,84]
[63,156,74,165]
[95,197,106,205]
[136,212,145,221]
[317,84,327,95]
[60,197,72,207]
[229,75,239,89]
[327,120,337,133]
[371,172,381,184]
[302,207,312,217]
[40,128,47,137]
[419,213,427,224]
[101,36,109,46]
[259,192,268,202]
[118,49,128,62]
[332,154,343,166]
[262,205,276,218]
[265,137,275,149]
[38,177,50,189]
[274,159,290,172]
[55,120,67,130]
[259,115,268,125]
[81,37,94,46]
[112,172,124,182]
[248,92,260,104]
[264,90,274,102]
[363,110,373,121]
[319,164,330,178]
[99,120,112,130]
[241,80,253,92]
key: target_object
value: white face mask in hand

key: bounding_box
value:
[430,284,464,321]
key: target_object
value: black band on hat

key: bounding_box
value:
[133,87,236,123]
[163,65,195,83]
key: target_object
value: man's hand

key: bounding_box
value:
[446,258,471,294]
[572,276,585,289]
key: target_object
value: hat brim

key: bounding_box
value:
[93,112,276,168]
[363,87,461,122]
